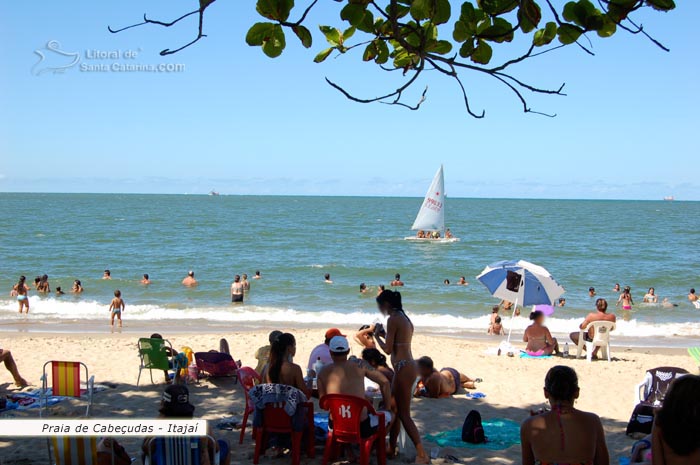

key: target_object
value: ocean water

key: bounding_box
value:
[1,193,699,345]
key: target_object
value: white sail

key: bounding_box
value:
[411,165,445,232]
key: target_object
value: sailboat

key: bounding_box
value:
[404,165,460,243]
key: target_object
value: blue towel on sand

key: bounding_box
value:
[425,418,520,450]
[519,352,552,359]
[466,392,486,399]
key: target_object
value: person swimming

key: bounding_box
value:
[617,286,634,310]
[643,287,658,304]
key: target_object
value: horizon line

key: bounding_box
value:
[0,191,694,202]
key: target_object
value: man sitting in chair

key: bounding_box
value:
[569,298,616,358]
[317,336,393,438]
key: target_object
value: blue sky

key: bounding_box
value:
[1,1,698,199]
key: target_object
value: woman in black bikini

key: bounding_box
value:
[374,290,429,464]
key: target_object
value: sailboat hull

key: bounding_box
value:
[404,237,460,243]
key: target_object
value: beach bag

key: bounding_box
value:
[462,410,486,444]
[626,403,655,438]
[506,271,521,292]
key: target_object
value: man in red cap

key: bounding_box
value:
[307,328,345,375]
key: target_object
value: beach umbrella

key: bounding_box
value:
[477,260,565,344]
[533,304,555,317]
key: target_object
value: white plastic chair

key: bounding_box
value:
[575,321,615,362]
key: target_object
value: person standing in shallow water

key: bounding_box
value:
[230,275,244,303]
[12,276,30,314]
[373,290,429,464]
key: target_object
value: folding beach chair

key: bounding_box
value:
[40,361,94,417]
[238,366,262,444]
[144,436,219,465]
[194,352,240,382]
[137,337,175,386]
[47,436,99,465]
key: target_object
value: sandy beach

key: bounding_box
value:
[1,329,696,465]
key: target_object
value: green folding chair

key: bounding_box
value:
[137,337,174,386]
[688,347,700,366]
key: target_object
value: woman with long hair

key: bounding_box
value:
[373,290,429,463]
[12,276,30,314]
[521,366,609,465]
[265,333,310,397]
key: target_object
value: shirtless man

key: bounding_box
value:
[182,271,197,287]
[688,288,698,303]
[324,273,333,284]
[415,356,479,398]
[317,336,393,439]
[457,276,468,286]
[390,274,404,287]
[588,287,596,297]
[140,274,151,285]
[230,275,244,303]
[569,298,616,357]
[254,270,262,279]
[102,270,112,280]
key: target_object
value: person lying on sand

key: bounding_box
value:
[520,365,609,465]
[0,347,28,388]
[523,310,558,356]
[354,324,377,350]
[141,384,231,465]
[415,356,480,398]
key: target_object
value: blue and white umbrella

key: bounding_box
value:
[477,260,565,344]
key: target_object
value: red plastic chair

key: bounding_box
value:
[320,394,387,465]
[253,401,315,465]
[238,367,262,444]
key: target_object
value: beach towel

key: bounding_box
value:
[519,351,552,359]
[465,392,486,399]
[688,347,700,365]
[425,418,520,450]
[0,384,110,412]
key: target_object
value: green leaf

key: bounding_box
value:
[343,26,356,41]
[434,0,452,25]
[427,40,453,54]
[375,40,390,64]
[480,17,514,43]
[313,47,333,63]
[471,39,492,64]
[533,21,557,46]
[518,0,541,33]
[557,23,583,44]
[410,0,432,20]
[319,25,341,46]
[261,24,286,57]
[246,22,275,46]
[596,15,617,38]
[477,0,518,16]
[256,0,294,22]
[646,0,675,11]
[340,3,367,26]
[363,42,377,62]
[459,40,475,57]
[292,25,312,48]
[453,20,470,42]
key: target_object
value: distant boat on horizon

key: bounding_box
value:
[404,165,460,243]
[663,196,674,201]
[209,189,220,196]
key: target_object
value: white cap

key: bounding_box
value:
[329,336,350,353]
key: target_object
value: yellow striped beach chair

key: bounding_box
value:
[48,437,98,465]
[40,360,94,417]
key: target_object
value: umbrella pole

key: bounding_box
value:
[506,297,519,344]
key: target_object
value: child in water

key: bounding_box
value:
[489,316,505,336]
[109,290,125,327]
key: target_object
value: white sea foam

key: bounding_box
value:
[1,298,698,338]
